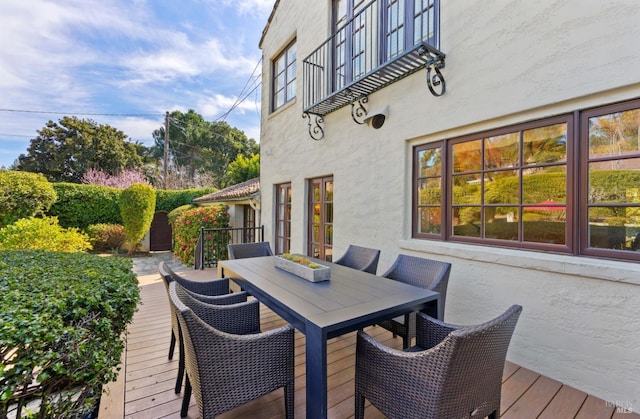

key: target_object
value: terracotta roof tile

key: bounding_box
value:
[193,177,259,203]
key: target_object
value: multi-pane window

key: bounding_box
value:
[414,142,444,237]
[272,40,296,111]
[332,0,439,88]
[333,0,366,89]
[243,206,256,243]
[413,98,640,261]
[275,183,292,255]
[413,0,436,45]
[386,0,405,59]
[308,176,334,261]
[582,102,640,258]
[450,117,570,246]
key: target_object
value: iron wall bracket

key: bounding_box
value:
[302,112,325,140]
[419,44,446,97]
[349,93,369,125]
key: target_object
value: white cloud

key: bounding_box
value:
[107,116,165,145]
[198,93,259,120]
[217,0,274,17]
[120,37,257,86]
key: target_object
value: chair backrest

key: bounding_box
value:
[158,261,173,287]
[172,281,259,335]
[227,242,273,259]
[160,261,230,296]
[168,281,222,415]
[426,305,522,417]
[382,254,451,318]
[158,262,180,336]
[334,245,381,274]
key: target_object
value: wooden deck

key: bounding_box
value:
[98,269,638,419]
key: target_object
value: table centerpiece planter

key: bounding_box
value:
[274,254,331,282]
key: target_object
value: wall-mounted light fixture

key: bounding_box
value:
[363,105,388,129]
[349,92,388,129]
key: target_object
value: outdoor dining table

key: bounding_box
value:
[219,255,440,419]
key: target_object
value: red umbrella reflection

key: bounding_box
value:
[525,200,566,220]
[525,199,565,211]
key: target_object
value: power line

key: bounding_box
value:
[214,58,263,123]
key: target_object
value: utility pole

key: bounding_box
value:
[164,111,169,189]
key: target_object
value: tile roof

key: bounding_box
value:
[193,177,260,203]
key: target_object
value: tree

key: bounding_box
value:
[15,116,146,183]
[225,152,260,186]
[150,110,259,188]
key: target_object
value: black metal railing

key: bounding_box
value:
[302,0,443,117]
[194,225,265,269]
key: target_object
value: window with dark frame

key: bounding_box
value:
[413,98,640,262]
[243,205,256,243]
[275,183,292,255]
[272,40,296,111]
[308,176,334,261]
[333,0,438,88]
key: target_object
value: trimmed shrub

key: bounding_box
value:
[172,205,230,266]
[0,250,139,417]
[0,170,57,227]
[168,204,195,226]
[86,223,127,252]
[0,216,92,252]
[155,188,216,212]
[119,183,156,253]
[49,183,122,229]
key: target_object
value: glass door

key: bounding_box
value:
[308,176,334,261]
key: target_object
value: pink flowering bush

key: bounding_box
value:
[82,168,151,189]
[172,205,230,266]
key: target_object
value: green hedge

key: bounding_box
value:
[155,188,216,212]
[0,251,140,417]
[49,183,122,229]
[0,170,57,228]
[48,184,216,230]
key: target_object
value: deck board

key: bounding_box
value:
[99,270,629,419]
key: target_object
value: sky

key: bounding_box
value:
[0,0,274,168]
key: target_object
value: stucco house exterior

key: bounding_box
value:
[257,0,640,405]
[193,177,261,231]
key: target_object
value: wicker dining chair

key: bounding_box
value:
[334,244,381,274]
[168,281,295,418]
[161,260,231,296]
[158,262,248,395]
[356,305,522,419]
[227,241,274,259]
[378,254,451,348]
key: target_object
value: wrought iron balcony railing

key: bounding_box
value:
[302,0,446,139]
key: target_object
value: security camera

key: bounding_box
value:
[364,106,389,129]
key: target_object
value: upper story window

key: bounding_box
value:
[332,0,438,89]
[272,40,297,111]
[303,0,441,117]
[413,98,640,262]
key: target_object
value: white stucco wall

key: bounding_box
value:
[259,0,640,405]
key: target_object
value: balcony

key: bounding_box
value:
[302,0,446,139]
